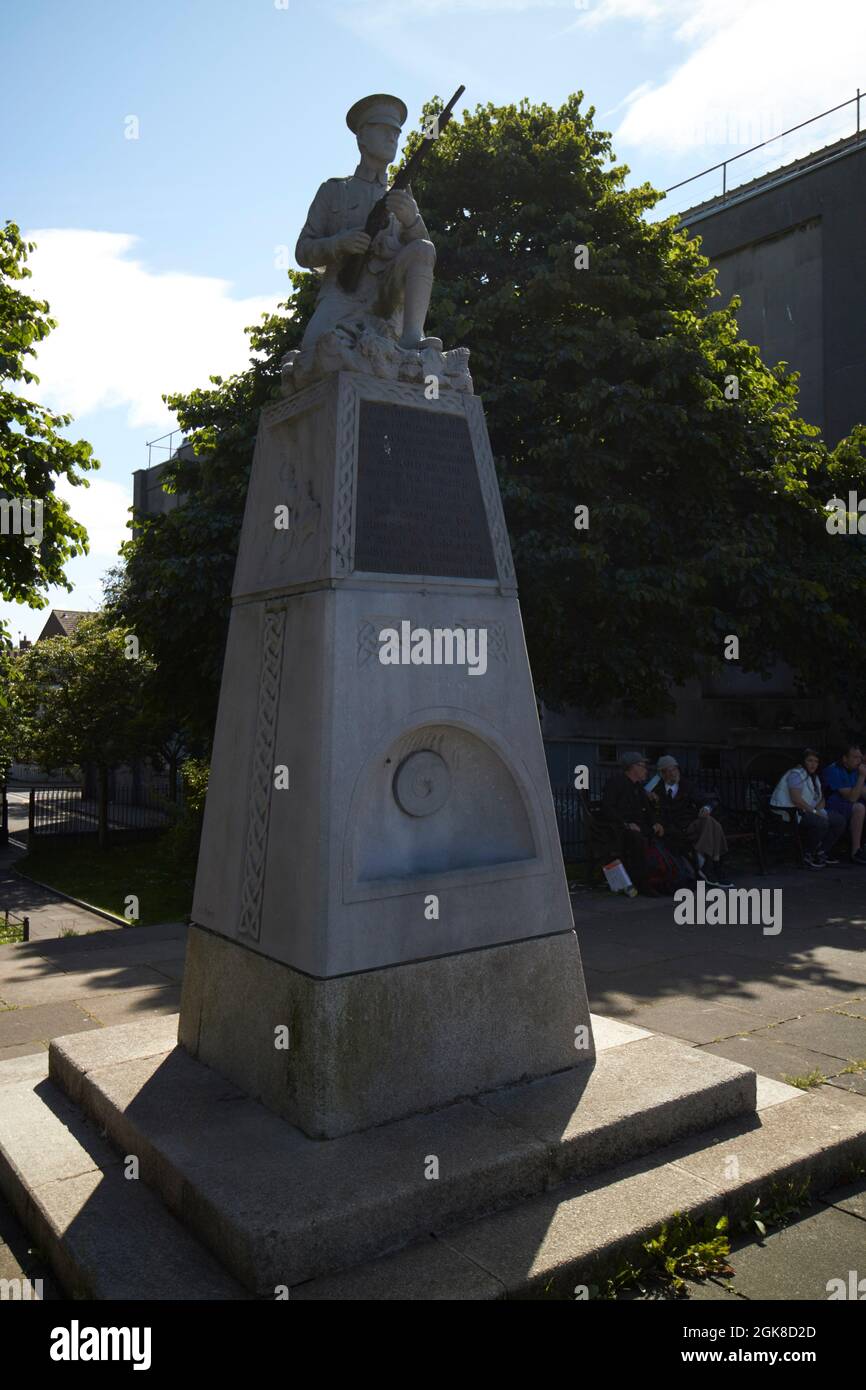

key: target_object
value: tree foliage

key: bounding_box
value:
[16,616,158,845]
[0,222,96,633]
[109,96,866,745]
[0,639,20,781]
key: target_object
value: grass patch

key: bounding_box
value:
[782,1069,826,1090]
[588,1212,733,1299]
[740,1177,812,1237]
[17,837,193,927]
[0,921,25,945]
[839,1058,866,1075]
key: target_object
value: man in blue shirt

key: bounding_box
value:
[822,745,866,864]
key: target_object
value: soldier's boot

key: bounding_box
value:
[397,241,441,352]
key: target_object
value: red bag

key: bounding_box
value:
[645,842,682,895]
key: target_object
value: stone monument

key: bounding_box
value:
[182,92,594,1139]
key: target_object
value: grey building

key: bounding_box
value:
[132,437,195,527]
[680,128,866,446]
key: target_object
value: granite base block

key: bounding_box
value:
[178,923,592,1139]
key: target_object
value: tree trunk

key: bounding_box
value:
[98,764,109,850]
[169,752,179,803]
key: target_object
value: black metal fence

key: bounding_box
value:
[27,781,181,840]
[0,908,30,943]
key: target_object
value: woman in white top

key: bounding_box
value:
[770,749,846,869]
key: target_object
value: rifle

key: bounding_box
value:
[337,84,465,294]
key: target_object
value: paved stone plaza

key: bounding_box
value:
[1,863,864,1299]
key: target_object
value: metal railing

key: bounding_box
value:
[28,782,181,839]
[0,908,30,944]
[145,430,186,469]
[667,87,865,209]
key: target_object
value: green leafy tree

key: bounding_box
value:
[0,639,22,783]
[16,616,157,847]
[0,222,96,634]
[109,96,866,743]
[408,95,866,715]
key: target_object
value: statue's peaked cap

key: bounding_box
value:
[346,94,407,133]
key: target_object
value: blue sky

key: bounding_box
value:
[2,0,864,640]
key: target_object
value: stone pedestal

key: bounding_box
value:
[179,925,586,1139]
[184,371,593,1137]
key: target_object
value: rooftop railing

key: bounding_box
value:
[666,86,865,213]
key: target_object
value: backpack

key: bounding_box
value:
[646,842,689,895]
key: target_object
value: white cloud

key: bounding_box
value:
[22,230,280,431]
[55,474,131,561]
[579,0,866,160]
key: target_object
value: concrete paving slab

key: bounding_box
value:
[820,1179,866,1221]
[827,1070,866,1096]
[578,939,690,973]
[723,1204,866,1300]
[587,954,850,1021]
[76,984,182,1026]
[38,939,188,975]
[621,998,775,1044]
[591,1014,653,1050]
[0,1041,48,1066]
[766,1010,866,1062]
[0,963,177,1008]
[699,1034,847,1084]
[756,1075,804,1110]
[0,1050,50,1087]
[0,1001,100,1050]
[0,872,121,942]
[778,945,866,986]
[144,959,185,982]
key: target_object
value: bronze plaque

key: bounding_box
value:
[353,402,497,579]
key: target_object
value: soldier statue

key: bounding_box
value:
[296,94,441,354]
[283,90,472,394]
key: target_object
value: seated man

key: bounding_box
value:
[821,745,866,865]
[652,755,731,887]
[599,751,664,895]
[770,749,846,869]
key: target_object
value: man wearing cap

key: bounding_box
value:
[599,752,664,894]
[653,755,731,886]
[295,94,440,354]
